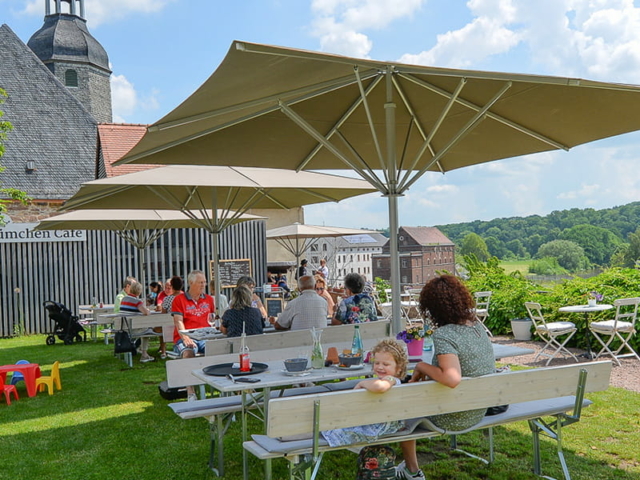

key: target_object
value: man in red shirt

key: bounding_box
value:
[172,270,214,358]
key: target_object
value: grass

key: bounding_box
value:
[1,335,639,479]
[500,259,531,275]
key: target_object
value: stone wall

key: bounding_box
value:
[4,200,62,223]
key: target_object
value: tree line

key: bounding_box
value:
[436,202,640,272]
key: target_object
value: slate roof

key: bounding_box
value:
[402,226,454,246]
[97,123,157,178]
[0,24,97,200]
[27,13,110,72]
[332,232,388,249]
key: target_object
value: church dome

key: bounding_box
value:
[27,13,110,72]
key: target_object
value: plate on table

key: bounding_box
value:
[203,362,269,376]
[334,364,366,371]
[281,369,312,377]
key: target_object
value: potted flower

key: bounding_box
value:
[396,324,434,356]
[587,291,603,307]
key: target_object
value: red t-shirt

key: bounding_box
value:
[171,292,215,343]
[156,291,168,306]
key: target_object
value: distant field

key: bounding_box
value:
[500,259,530,274]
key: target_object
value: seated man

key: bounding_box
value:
[171,270,215,401]
[271,275,327,331]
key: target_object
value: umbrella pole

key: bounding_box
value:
[212,231,221,316]
[137,229,146,291]
[388,194,403,335]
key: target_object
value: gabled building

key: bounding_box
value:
[372,226,455,286]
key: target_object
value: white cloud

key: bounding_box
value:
[557,183,601,200]
[110,74,137,122]
[21,0,175,27]
[310,0,425,57]
[426,184,459,194]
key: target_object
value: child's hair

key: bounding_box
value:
[371,338,408,379]
[129,281,143,297]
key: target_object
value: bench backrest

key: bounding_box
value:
[266,361,612,438]
[205,320,390,356]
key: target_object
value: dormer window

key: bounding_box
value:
[65,69,78,87]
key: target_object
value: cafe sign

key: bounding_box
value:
[0,221,86,243]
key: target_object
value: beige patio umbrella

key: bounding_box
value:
[36,208,264,289]
[266,223,379,283]
[114,40,640,332]
[60,165,376,307]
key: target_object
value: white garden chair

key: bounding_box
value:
[525,302,579,366]
[589,297,640,366]
[474,291,493,337]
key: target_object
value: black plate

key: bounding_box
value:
[202,362,269,376]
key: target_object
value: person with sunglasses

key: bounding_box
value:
[314,275,335,317]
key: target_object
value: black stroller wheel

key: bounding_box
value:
[75,334,84,343]
[64,336,74,345]
[46,335,55,345]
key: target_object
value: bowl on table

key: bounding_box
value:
[338,353,363,367]
[284,358,309,372]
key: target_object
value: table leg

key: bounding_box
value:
[242,390,248,480]
[23,366,38,397]
[582,313,596,359]
[263,387,272,480]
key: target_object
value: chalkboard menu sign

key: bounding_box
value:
[266,298,283,317]
[209,258,252,289]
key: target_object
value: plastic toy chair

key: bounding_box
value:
[1,374,19,405]
[9,360,30,386]
[35,361,62,395]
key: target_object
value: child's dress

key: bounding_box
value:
[320,377,404,447]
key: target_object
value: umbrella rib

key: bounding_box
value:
[399,72,569,151]
[332,131,387,191]
[401,81,513,192]
[399,77,467,187]
[296,74,383,170]
[354,66,387,172]
[150,71,378,132]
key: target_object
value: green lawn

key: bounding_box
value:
[1,335,639,479]
[500,259,530,275]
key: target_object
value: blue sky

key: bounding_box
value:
[3,0,640,230]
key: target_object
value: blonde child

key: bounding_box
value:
[321,338,408,446]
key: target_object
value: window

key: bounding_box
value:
[312,256,318,264]
[376,259,381,268]
[357,254,360,262]
[64,69,78,87]
[322,244,327,251]
[401,259,407,268]
[310,244,318,252]
[350,255,353,262]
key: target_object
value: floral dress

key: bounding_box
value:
[335,293,377,323]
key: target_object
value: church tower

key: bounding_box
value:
[27,0,113,123]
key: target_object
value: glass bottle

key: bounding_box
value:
[239,323,250,372]
[351,325,363,357]
[311,327,324,369]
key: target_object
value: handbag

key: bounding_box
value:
[114,330,136,354]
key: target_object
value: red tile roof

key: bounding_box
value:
[402,226,454,246]
[98,123,158,177]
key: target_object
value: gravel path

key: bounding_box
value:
[492,336,640,393]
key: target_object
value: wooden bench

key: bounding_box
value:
[244,361,612,480]
[204,320,390,355]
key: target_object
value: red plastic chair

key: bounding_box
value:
[1,374,19,405]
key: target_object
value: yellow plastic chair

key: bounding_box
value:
[35,361,62,395]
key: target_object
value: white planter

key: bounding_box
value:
[511,318,533,341]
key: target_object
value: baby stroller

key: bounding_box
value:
[43,301,86,345]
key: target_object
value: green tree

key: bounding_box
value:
[0,88,30,224]
[460,232,489,261]
[506,238,527,258]
[621,227,640,268]
[560,224,621,266]
[536,239,590,272]
[484,236,508,258]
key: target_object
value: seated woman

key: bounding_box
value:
[395,275,495,480]
[220,286,265,337]
[119,281,154,363]
[236,275,268,319]
[314,275,334,317]
[331,272,377,325]
[276,274,291,300]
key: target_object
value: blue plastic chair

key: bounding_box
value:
[9,360,30,386]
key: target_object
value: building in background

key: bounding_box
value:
[310,232,387,286]
[372,226,455,287]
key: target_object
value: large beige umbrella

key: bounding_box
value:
[61,165,376,307]
[266,223,378,283]
[36,208,264,288]
[115,41,640,332]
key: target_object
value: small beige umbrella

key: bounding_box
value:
[114,40,640,332]
[61,165,376,306]
[266,223,379,282]
[36,208,264,288]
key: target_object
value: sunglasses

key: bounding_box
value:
[315,287,325,292]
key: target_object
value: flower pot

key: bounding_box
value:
[511,318,533,341]
[588,299,597,307]
[422,336,434,351]
[406,338,424,357]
